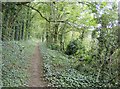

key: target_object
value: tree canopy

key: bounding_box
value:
[1,1,120,87]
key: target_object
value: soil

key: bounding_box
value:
[28,43,47,87]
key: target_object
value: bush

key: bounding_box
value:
[65,40,79,55]
[48,43,60,50]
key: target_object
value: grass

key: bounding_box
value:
[2,40,36,87]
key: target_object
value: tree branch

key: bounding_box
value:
[16,2,30,5]
[21,4,69,24]
[16,4,82,29]
[23,4,50,22]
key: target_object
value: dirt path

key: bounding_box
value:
[28,43,47,87]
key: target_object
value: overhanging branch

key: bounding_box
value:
[16,4,81,29]
[23,4,50,22]
[23,4,67,24]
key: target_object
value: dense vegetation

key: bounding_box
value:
[2,40,36,86]
[1,1,120,88]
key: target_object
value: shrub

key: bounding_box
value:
[65,40,79,55]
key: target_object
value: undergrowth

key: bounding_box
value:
[40,42,97,87]
[40,42,119,88]
[2,40,36,87]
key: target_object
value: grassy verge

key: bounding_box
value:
[2,40,36,87]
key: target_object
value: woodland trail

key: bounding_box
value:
[28,43,47,87]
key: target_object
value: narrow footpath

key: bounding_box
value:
[28,43,47,87]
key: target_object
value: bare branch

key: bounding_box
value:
[23,4,50,22]
[23,4,67,23]
[17,4,81,29]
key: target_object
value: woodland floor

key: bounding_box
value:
[28,43,47,87]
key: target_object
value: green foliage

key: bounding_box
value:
[41,42,119,87]
[1,1,119,87]
[48,43,60,50]
[2,40,35,87]
[40,42,96,87]
[2,2,32,41]
[65,40,79,55]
